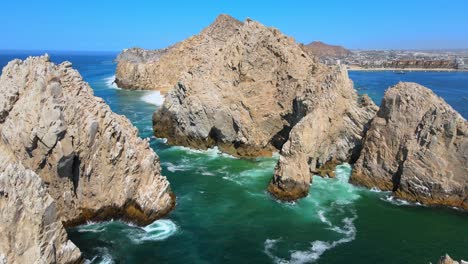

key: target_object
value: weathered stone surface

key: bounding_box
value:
[146,16,377,200]
[268,71,378,200]
[437,254,468,264]
[351,82,468,209]
[0,55,175,225]
[0,164,82,264]
[115,14,243,91]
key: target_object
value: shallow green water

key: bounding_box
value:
[1,52,466,264]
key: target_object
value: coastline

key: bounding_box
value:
[347,66,468,72]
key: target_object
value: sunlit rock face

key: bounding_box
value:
[352,82,468,209]
[0,55,175,226]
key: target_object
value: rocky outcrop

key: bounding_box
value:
[437,254,468,264]
[115,14,243,91]
[149,16,377,200]
[303,41,351,58]
[0,55,175,226]
[351,82,468,209]
[0,164,82,264]
[268,77,378,200]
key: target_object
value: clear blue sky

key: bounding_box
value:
[1,0,467,51]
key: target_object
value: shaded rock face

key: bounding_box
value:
[0,55,175,225]
[351,82,468,209]
[115,14,243,91]
[0,164,82,264]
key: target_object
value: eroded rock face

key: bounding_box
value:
[115,14,243,91]
[148,16,378,200]
[351,82,468,209]
[0,55,175,225]
[0,164,82,264]
[155,17,330,157]
[268,70,378,200]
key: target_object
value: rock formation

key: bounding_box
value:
[115,14,243,91]
[147,16,377,200]
[437,254,468,264]
[351,82,468,209]
[0,55,175,226]
[0,164,82,264]
[303,41,351,58]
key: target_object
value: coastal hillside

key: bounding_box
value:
[303,41,351,58]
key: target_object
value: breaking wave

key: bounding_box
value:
[264,164,360,264]
[104,75,120,89]
[128,219,178,243]
[141,91,165,106]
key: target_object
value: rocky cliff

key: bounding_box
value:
[0,164,82,264]
[115,14,243,91]
[0,55,175,226]
[351,82,468,209]
[150,16,377,200]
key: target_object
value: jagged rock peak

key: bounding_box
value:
[351,82,468,209]
[0,55,175,225]
[201,14,243,41]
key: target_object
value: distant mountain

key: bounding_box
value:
[304,41,351,58]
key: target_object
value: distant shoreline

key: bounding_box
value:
[347,66,468,72]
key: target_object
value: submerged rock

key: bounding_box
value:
[0,55,175,226]
[0,164,82,264]
[351,82,468,209]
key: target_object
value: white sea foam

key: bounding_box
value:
[141,91,165,106]
[168,145,238,159]
[381,195,425,207]
[104,75,120,89]
[265,164,359,264]
[264,212,358,264]
[128,219,178,244]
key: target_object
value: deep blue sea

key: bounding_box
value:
[1,51,467,264]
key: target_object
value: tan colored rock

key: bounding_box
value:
[115,14,243,91]
[0,164,82,264]
[154,17,326,157]
[351,82,468,209]
[437,254,468,264]
[268,70,378,200]
[0,55,175,225]
[147,16,377,200]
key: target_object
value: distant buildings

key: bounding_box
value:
[316,49,468,70]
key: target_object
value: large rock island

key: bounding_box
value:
[351,82,468,209]
[117,15,377,200]
[116,15,467,208]
[0,55,175,263]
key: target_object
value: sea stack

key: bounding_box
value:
[0,55,176,262]
[351,82,468,209]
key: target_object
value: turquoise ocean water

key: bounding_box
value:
[1,52,467,264]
